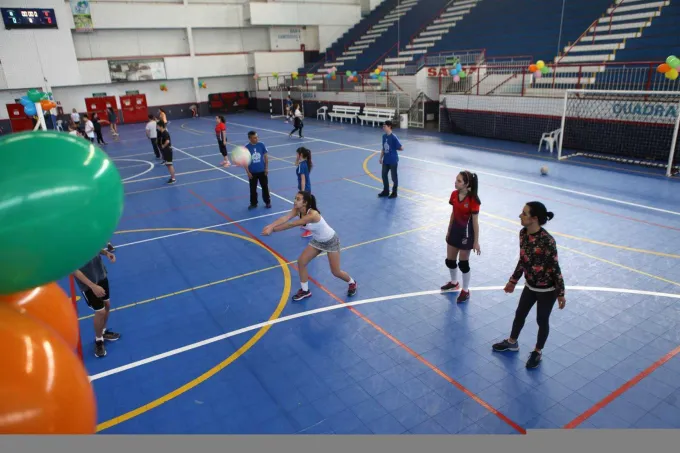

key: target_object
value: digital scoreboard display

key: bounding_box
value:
[1,8,58,30]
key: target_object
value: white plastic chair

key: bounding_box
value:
[538,128,561,153]
[317,106,328,121]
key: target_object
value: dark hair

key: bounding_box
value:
[459,170,480,204]
[297,147,313,172]
[148,114,155,120]
[157,121,166,128]
[298,191,319,214]
[526,201,554,225]
[248,130,257,138]
[218,115,225,123]
[383,120,393,129]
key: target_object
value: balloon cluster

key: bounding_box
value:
[528,60,551,79]
[345,70,360,82]
[272,72,279,80]
[447,58,467,82]
[657,55,680,81]
[370,66,386,81]
[159,83,168,92]
[324,67,338,80]
[19,89,54,116]
[306,73,315,80]
[197,80,207,89]
[0,131,125,433]
[291,72,299,80]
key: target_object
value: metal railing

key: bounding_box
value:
[255,72,392,93]
[399,49,486,75]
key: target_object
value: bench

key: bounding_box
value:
[358,107,396,127]
[328,105,361,124]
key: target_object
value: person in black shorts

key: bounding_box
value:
[158,121,176,184]
[73,248,121,358]
[440,170,481,303]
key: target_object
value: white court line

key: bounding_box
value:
[114,209,290,249]
[113,159,156,182]
[172,146,294,205]
[225,120,680,217]
[89,285,680,382]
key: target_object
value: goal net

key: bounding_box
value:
[558,90,680,176]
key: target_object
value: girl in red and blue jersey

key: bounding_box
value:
[441,170,481,303]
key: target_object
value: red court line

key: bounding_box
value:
[563,344,680,429]
[399,164,680,232]
[188,188,527,435]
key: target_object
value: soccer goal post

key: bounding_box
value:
[557,89,680,177]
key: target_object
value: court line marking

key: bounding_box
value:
[360,153,680,260]
[90,285,680,380]
[188,190,526,434]
[564,343,680,429]
[80,220,448,321]
[173,146,294,205]
[95,228,292,432]
[225,120,680,217]
[113,159,156,182]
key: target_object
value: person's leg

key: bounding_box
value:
[442,245,460,291]
[389,163,398,196]
[327,250,357,296]
[298,122,304,138]
[259,172,271,206]
[83,288,107,357]
[535,291,558,351]
[249,173,259,207]
[380,163,390,195]
[294,245,321,300]
[151,139,161,158]
[493,286,537,353]
[457,249,472,303]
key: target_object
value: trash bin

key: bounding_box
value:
[400,113,408,129]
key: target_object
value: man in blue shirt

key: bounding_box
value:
[245,130,271,209]
[378,120,403,199]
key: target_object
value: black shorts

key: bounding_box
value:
[161,146,173,163]
[217,139,228,156]
[447,224,475,250]
[82,278,110,312]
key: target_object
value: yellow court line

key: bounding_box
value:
[95,228,292,432]
[81,220,447,321]
[362,153,680,260]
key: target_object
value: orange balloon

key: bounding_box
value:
[0,283,79,351]
[0,304,96,434]
[529,64,538,73]
[658,63,671,73]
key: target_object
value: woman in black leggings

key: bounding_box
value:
[492,201,566,369]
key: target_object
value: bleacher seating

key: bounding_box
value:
[358,107,396,126]
[328,105,362,123]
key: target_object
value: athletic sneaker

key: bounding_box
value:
[167,178,176,184]
[377,191,389,198]
[388,191,398,199]
[103,330,121,341]
[95,340,106,358]
[492,339,519,352]
[348,281,357,297]
[526,351,542,369]
[301,230,312,238]
[266,203,272,209]
[293,289,312,301]
[107,243,115,253]
[457,290,470,303]
[441,281,460,292]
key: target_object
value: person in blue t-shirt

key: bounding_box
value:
[245,130,271,209]
[378,120,403,198]
[296,146,313,238]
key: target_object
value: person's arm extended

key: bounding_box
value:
[273,210,319,232]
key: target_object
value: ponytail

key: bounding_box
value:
[459,170,481,204]
[526,201,554,225]
[298,190,319,214]
[297,147,313,172]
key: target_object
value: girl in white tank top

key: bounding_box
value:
[261,191,357,302]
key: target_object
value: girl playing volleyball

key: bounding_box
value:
[262,191,357,301]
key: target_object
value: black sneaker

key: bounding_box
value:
[526,351,542,369]
[348,281,357,297]
[167,178,176,184]
[292,289,312,301]
[248,204,257,210]
[95,340,107,358]
[266,203,272,209]
[103,330,121,341]
[377,191,389,198]
[492,339,519,352]
[441,281,460,292]
[388,191,398,199]
[107,243,115,253]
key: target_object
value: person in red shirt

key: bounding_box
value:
[215,115,230,167]
[441,170,481,303]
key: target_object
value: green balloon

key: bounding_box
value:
[27,89,43,102]
[541,65,550,74]
[670,57,680,69]
[666,55,678,65]
[0,131,124,294]
[459,71,467,79]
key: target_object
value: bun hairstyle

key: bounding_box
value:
[526,201,554,225]
[459,170,481,204]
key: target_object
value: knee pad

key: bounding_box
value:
[458,260,470,273]
[445,259,457,269]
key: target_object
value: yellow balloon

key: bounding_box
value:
[666,68,679,80]
[374,69,380,75]
[536,60,545,70]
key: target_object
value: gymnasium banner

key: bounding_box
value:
[108,59,167,83]
[70,0,93,32]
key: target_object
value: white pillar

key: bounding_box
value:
[187,27,201,104]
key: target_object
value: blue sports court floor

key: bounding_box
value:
[63,111,680,434]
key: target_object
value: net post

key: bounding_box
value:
[557,89,569,160]
[68,274,84,361]
[667,99,680,177]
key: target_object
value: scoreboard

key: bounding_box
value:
[1,8,58,30]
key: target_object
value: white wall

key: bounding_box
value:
[0,0,79,89]
[89,3,246,29]
[249,2,361,26]
[269,26,320,51]
[73,30,190,59]
[253,52,305,75]
[193,28,270,54]
[318,26,352,51]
